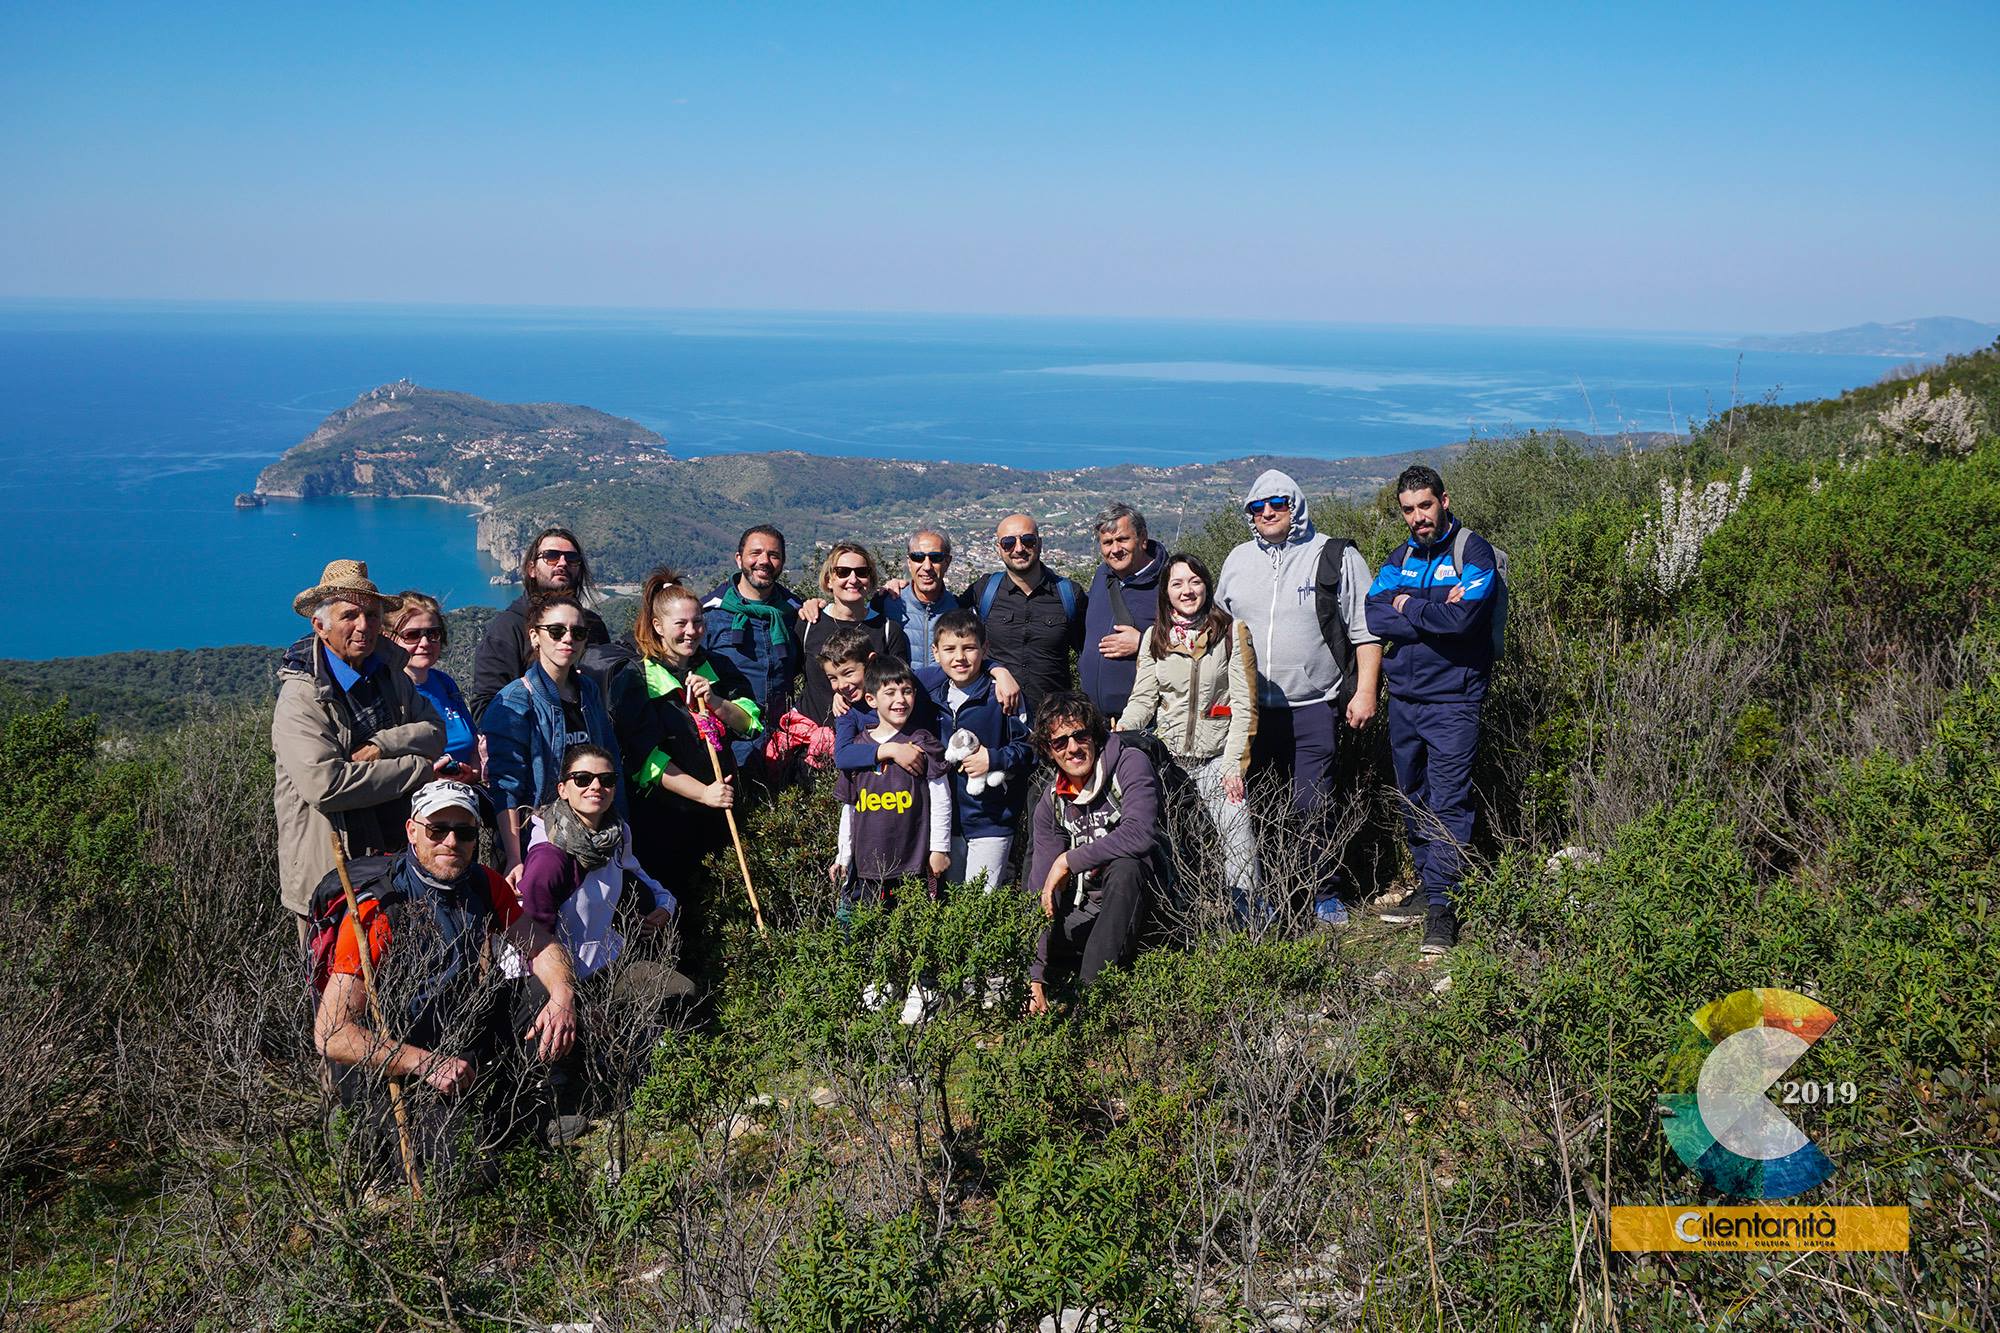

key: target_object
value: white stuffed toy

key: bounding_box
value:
[945,727,1006,796]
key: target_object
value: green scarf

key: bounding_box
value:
[719,580,790,649]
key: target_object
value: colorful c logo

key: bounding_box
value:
[1658,988,1837,1199]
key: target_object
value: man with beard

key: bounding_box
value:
[963,514,1085,724]
[1365,465,1500,957]
[468,527,612,720]
[701,524,806,768]
[312,781,577,1177]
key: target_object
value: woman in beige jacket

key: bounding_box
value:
[1116,553,1259,900]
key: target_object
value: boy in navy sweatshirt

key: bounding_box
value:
[836,610,1031,889]
[829,656,950,908]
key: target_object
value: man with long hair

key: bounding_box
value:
[468,527,611,720]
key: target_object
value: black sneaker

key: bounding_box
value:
[1371,887,1426,925]
[1420,903,1459,957]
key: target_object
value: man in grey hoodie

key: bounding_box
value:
[1216,469,1381,924]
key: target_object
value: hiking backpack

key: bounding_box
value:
[974,571,1080,623]
[1395,528,1510,658]
[305,854,403,994]
[1313,537,1359,702]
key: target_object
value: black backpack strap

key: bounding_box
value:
[1314,538,1358,699]
[308,853,398,923]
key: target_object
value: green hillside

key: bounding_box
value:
[5,343,1998,1328]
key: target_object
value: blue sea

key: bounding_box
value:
[0,301,1900,660]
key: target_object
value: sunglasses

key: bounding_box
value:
[1245,496,1293,516]
[416,819,481,844]
[538,549,583,565]
[907,550,948,564]
[832,564,872,580]
[998,534,1040,552]
[562,769,618,789]
[1046,728,1092,752]
[394,626,443,643]
[536,622,584,640]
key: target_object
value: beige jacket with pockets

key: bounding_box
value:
[272,635,445,917]
[1116,620,1258,775]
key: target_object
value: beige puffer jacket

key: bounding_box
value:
[272,634,445,917]
[1116,619,1257,775]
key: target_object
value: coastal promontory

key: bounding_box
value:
[252,380,670,505]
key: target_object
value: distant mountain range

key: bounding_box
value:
[1736,317,2000,357]
[254,382,1672,587]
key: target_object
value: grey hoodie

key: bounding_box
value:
[1214,468,1378,708]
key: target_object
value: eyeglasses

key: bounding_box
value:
[832,565,872,580]
[394,626,443,643]
[536,622,583,640]
[562,769,618,789]
[417,819,481,844]
[1046,728,1092,752]
[538,549,582,565]
[1245,496,1292,516]
[998,534,1040,552]
[907,550,947,565]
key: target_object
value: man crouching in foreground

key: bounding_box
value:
[312,781,576,1183]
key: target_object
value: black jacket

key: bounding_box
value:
[1078,538,1166,719]
[964,567,1087,723]
[468,592,611,721]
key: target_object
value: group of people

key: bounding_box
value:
[272,463,1501,1164]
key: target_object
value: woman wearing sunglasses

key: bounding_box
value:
[480,591,625,879]
[513,743,675,986]
[1024,691,1162,1015]
[385,590,483,782]
[794,541,911,726]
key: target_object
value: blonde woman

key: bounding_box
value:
[795,541,911,724]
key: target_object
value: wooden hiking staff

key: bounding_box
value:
[328,827,423,1198]
[699,703,766,933]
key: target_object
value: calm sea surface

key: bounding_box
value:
[0,302,1898,659]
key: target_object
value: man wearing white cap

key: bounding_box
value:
[274,559,447,943]
[311,781,576,1172]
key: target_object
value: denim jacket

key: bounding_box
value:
[479,662,626,817]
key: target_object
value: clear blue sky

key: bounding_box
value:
[3,1,1995,331]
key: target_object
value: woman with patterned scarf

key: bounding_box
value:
[514,743,677,985]
[1116,552,1261,912]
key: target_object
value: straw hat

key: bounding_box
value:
[292,559,386,618]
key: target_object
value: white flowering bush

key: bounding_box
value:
[1867,378,1987,459]
[1625,466,1752,596]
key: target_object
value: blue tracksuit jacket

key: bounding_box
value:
[1364,518,1498,703]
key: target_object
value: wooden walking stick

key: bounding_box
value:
[328,827,423,1198]
[697,703,766,933]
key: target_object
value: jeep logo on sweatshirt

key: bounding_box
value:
[856,789,915,814]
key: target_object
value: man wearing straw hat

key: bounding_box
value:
[274,559,447,944]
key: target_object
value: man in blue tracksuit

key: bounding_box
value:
[1364,465,1498,956]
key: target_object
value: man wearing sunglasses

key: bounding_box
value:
[468,526,612,721]
[1216,469,1383,926]
[313,780,578,1173]
[962,514,1086,723]
[882,528,960,671]
[1023,692,1161,1014]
